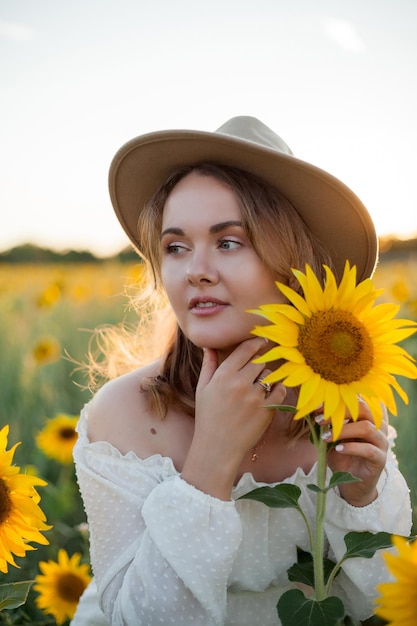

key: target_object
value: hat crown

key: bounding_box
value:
[216,115,294,157]
[109,115,378,282]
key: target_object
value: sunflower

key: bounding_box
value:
[36,414,79,464]
[36,282,62,308]
[0,425,51,573]
[32,336,61,365]
[34,549,92,624]
[250,261,417,438]
[375,535,417,626]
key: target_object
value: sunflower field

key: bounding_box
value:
[0,261,140,624]
[0,254,416,625]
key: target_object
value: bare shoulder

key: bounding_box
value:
[86,359,162,456]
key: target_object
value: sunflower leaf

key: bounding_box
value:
[342,531,393,560]
[328,471,362,489]
[307,472,361,495]
[0,580,33,610]
[287,547,338,587]
[306,483,325,493]
[260,404,296,412]
[277,589,345,626]
[239,484,302,509]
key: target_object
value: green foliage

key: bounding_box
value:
[307,472,361,494]
[241,482,399,624]
[239,483,302,509]
[277,589,345,626]
[287,547,337,588]
[0,583,33,611]
[0,243,138,264]
[342,532,393,560]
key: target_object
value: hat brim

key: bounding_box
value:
[109,129,378,282]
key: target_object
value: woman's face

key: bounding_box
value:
[160,172,286,358]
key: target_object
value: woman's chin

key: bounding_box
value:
[191,334,253,360]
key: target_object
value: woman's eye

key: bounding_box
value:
[219,239,241,250]
[165,243,186,255]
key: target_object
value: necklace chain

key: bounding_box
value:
[251,421,273,462]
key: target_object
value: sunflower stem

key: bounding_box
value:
[313,428,328,601]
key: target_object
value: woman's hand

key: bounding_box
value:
[181,337,286,500]
[319,399,389,507]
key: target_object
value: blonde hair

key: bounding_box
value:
[84,163,333,438]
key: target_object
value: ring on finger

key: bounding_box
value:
[255,377,272,397]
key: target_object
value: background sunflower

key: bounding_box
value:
[36,414,79,465]
[34,549,91,624]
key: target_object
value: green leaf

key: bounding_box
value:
[343,531,393,560]
[277,588,345,626]
[261,404,296,412]
[328,472,361,489]
[277,404,297,412]
[307,483,325,494]
[307,472,361,495]
[239,483,302,509]
[287,547,338,587]
[0,580,33,610]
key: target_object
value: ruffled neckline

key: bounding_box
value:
[76,402,319,497]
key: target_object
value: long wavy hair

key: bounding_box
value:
[84,163,333,437]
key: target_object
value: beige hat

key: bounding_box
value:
[109,115,378,281]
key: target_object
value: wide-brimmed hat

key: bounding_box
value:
[109,115,378,281]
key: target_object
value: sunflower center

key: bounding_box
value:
[56,573,86,604]
[0,478,12,525]
[59,427,77,441]
[298,309,374,383]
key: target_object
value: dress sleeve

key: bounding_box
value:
[323,433,412,620]
[73,421,243,626]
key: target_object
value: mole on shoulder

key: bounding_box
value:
[150,428,157,435]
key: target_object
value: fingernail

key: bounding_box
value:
[335,444,344,452]
[315,414,325,424]
[321,430,332,441]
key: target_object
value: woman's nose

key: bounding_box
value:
[186,255,219,285]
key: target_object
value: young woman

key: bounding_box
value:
[71,116,411,625]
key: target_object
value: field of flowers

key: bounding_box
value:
[0,257,416,624]
[0,262,141,624]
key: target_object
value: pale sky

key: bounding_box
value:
[1,0,416,256]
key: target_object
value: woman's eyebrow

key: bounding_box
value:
[160,227,184,238]
[160,221,242,239]
[209,220,242,233]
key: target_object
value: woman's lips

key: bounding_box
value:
[189,297,228,315]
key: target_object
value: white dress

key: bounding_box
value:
[72,403,412,626]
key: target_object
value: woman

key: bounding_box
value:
[72,116,411,625]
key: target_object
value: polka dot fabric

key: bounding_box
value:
[73,405,411,625]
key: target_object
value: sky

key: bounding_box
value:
[1,0,417,256]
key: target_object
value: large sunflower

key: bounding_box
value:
[250,262,417,438]
[34,548,92,624]
[375,536,417,626]
[0,425,51,573]
[36,414,79,464]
